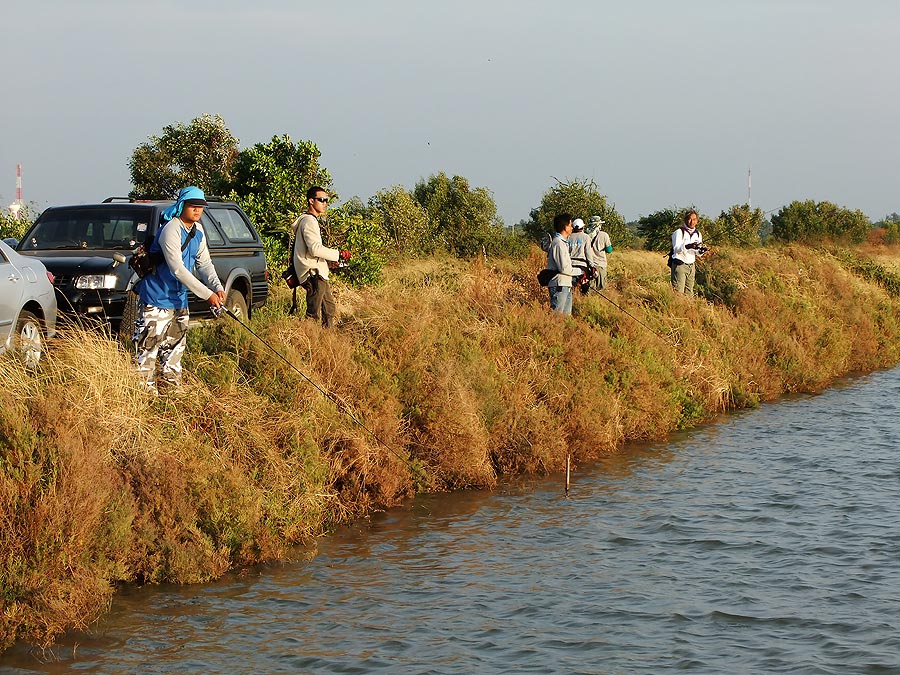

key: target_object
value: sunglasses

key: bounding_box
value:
[312,197,329,204]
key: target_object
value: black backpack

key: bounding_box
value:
[129,222,197,278]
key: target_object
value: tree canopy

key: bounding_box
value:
[225,134,331,241]
[368,186,434,256]
[771,200,871,244]
[128,113,239,199]
[412,172,507,257]
[525,178,630,247]
[708,204,765,247]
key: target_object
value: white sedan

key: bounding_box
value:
[0,238,57,368]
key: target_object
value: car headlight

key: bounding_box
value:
[74,274,119,290]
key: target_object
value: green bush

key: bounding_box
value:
[771,200,871,244]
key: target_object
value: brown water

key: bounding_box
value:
[4,368,900,674]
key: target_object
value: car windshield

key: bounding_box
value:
[19,207,155,251]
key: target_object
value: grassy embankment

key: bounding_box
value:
[3,242,900,652]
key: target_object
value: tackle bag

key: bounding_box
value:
[282,232,302,289]
[129,223,197,279]
[281,263,300,289]
[537,268,555,287]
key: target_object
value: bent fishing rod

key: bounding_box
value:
[215,306,416,473]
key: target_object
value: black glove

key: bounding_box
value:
[685,242,698,250]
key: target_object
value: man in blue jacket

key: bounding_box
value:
[134,186,225,394]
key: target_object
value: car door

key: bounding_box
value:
[0,242,24,349]
[206,204,268,309]
[186,212,229,318]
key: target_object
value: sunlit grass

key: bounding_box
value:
[3,242,900,651]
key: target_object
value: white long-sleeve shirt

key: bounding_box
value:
[158,218,223,299]
[671,226,703,265]
[292,213,340,282]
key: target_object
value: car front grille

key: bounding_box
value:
[52,273,72,288]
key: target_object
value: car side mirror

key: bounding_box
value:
[111,252,128,267]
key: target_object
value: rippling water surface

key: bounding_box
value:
[5,368,900,674]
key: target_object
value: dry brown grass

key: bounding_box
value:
[4,241,900,652]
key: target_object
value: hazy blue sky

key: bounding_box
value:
[3,0,898,226]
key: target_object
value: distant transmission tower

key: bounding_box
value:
[747,168,752,208]
[8,163,23,219]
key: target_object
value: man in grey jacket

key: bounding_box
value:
[546,213,580,316]
[291,186,350,327]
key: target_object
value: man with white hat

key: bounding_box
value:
[587,215,613,290]
[567,218,593,295]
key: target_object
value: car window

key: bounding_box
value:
[199,213,225,246]
[209,207,256,243]
[20,207,155,250]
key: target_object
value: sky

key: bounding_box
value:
[3,0,899,226]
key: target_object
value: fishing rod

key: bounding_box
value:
[215,306,416,473]
[585,285,673,342]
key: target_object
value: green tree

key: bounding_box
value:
[771,200,871,244]
[368,185,434,257]
[128,113,239,199]
[0,205,35,242]
[412,172,506,257]
[525,178,630,247]
[321,202,386,286]
[873,212,900,245]
[225,134,331,242]
[636,207,714,252]
[709,204,765,247]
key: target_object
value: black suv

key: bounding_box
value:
[14,197,269,332]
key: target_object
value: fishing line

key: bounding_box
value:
[217,307,416,473]
[586,287,673,342]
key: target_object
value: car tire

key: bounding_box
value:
[15,310,43,370]
[225,288,248,320]
[118,291,140,343]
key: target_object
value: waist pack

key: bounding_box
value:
[537,268,555,287]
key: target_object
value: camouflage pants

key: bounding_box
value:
[133,304,190,394]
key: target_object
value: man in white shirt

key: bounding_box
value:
[291,186,350,327]
[670,209,704,295]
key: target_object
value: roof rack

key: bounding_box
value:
[101,195,232,204]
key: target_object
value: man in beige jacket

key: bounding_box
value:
[291,186,350,327]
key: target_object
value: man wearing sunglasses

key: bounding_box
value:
[290,186,350,327]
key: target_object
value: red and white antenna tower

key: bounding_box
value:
[9,164,23,219]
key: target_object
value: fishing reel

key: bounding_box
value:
[686,242,710,255]
[574,264,597,294]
